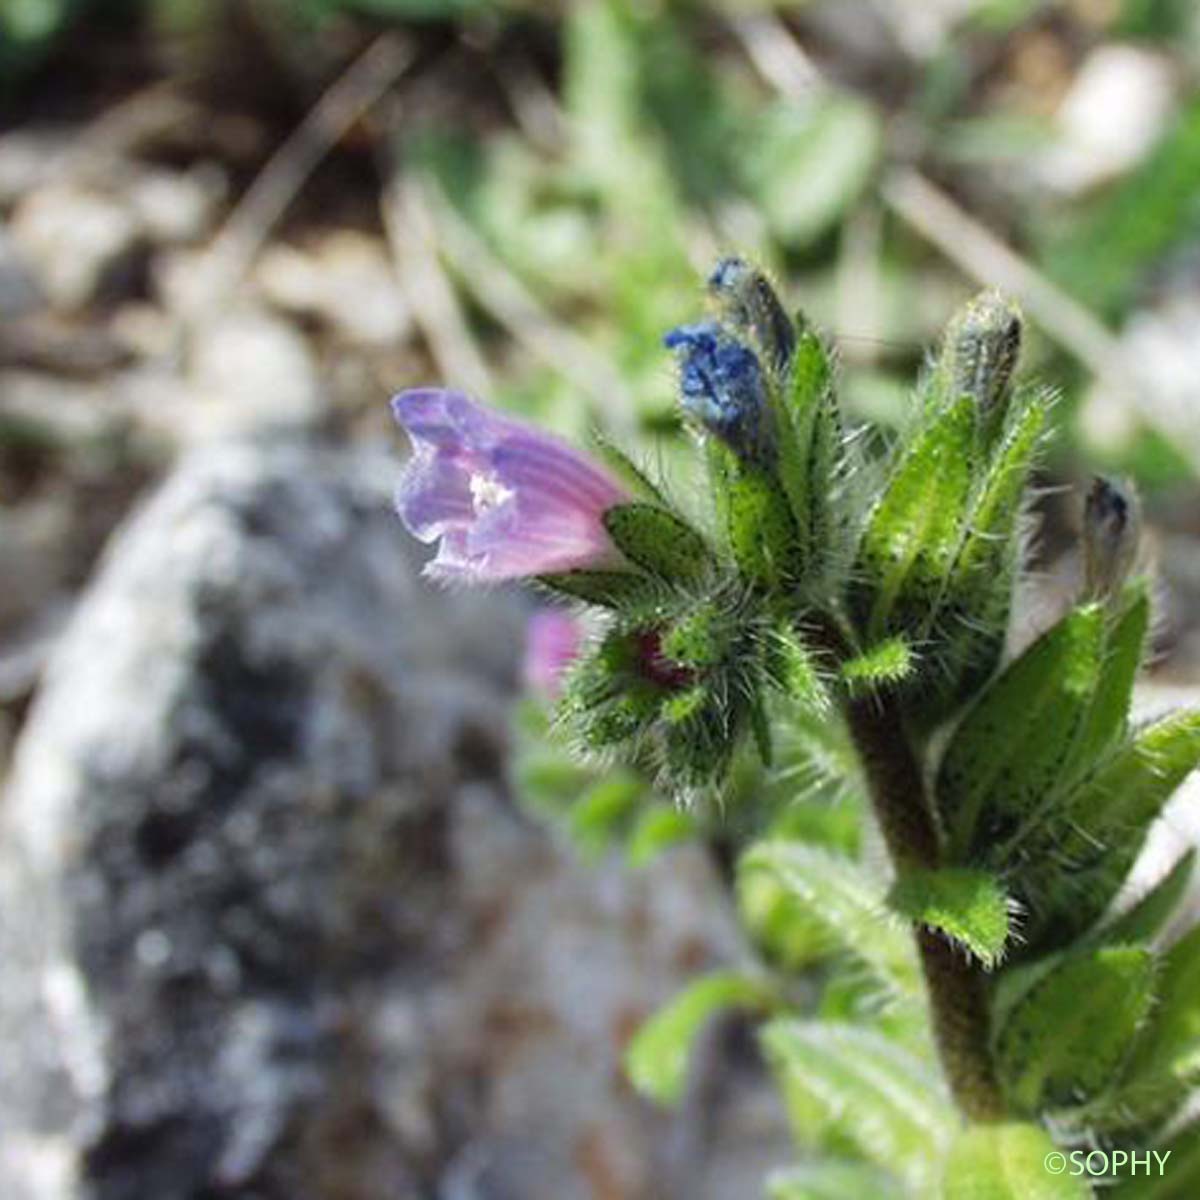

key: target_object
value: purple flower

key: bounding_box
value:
[391,389,632,582]
[522,609,584,698]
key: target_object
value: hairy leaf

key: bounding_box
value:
[1114,924,1200,1118]
[1095,850,1196,949]
[1020,710,1200,947]
[1068,580,1151,780]
[603,503,712,581]
[708,438,800,587]
[994,946,1155,1113]
[536,569,652,607]
[927,392,1047,711]
[888,867,1012,967]
[840,637,915,695]
[587,429,670,505]
[740,842,921,1003]
[774,329,843,580]
[937,603,1106,860]
[853,396,975,638]
[763,1020,955,1193]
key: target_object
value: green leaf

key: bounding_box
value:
[1068,580,1151,779]
[536,569,651,607]
[762,1020,955,1193]
[936,603,1107,861]
[568,771,646,857]
[927,391,1047,712]
[940,1123,1092,1200]
[662,602,731,669]
[738,861,836,972]
[1117,923,1200,1111]
[853,396,976,639]
[994,946,1156,1112]
[587,429,669,505]
[739,842,921,1003]
[707,438,800,587]
[767,1161,901,1200]
[626,805,697,867]
[774,328,844,580]
[951,390,1047,593]
[888,867,1012,967]
[1095,850,1196,948]
[603,503,712,582]
[841,637,915,695]
[625,971,773,1106]
[764,625,832,714]
[1020,710,1200,947]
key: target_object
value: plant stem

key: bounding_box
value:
[845,696,1007,1122]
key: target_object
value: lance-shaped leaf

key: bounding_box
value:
[774,329,842,575]
[587,429,670,505]
[625,970,774,1106]
[888,867,1013,967]
[940,1123,1091,1200]
[1066,579,1151,781]
[852,396,975,639]
[762,1020,956,1194]
[1110,923,1200,1124]
[707,438,800,587]
[739,842,921,1003]
[926,393,1047,710]
[537,568,654,608]
[738,861,837,972]
[937,603,1106,861]
[1093,850,1196,949]
[603,503,712,582]
[1018,710,1200,948]
[767,1162,902,1200]
[993,946,1155,1113]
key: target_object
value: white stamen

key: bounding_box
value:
[469,472,514,514]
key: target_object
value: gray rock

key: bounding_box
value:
[0,438,789,1200]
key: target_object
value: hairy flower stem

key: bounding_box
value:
[845,697,1007,1122]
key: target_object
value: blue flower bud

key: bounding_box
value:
[663,322,773,464]
[706,257,795,373]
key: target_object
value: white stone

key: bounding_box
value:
[186,306,325,439]
[255,231,410,346]
[9,185,140,312]
[1036,44,1175,194]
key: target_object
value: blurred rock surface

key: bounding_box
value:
[9,185,142,313]
[0,439,786,1200]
